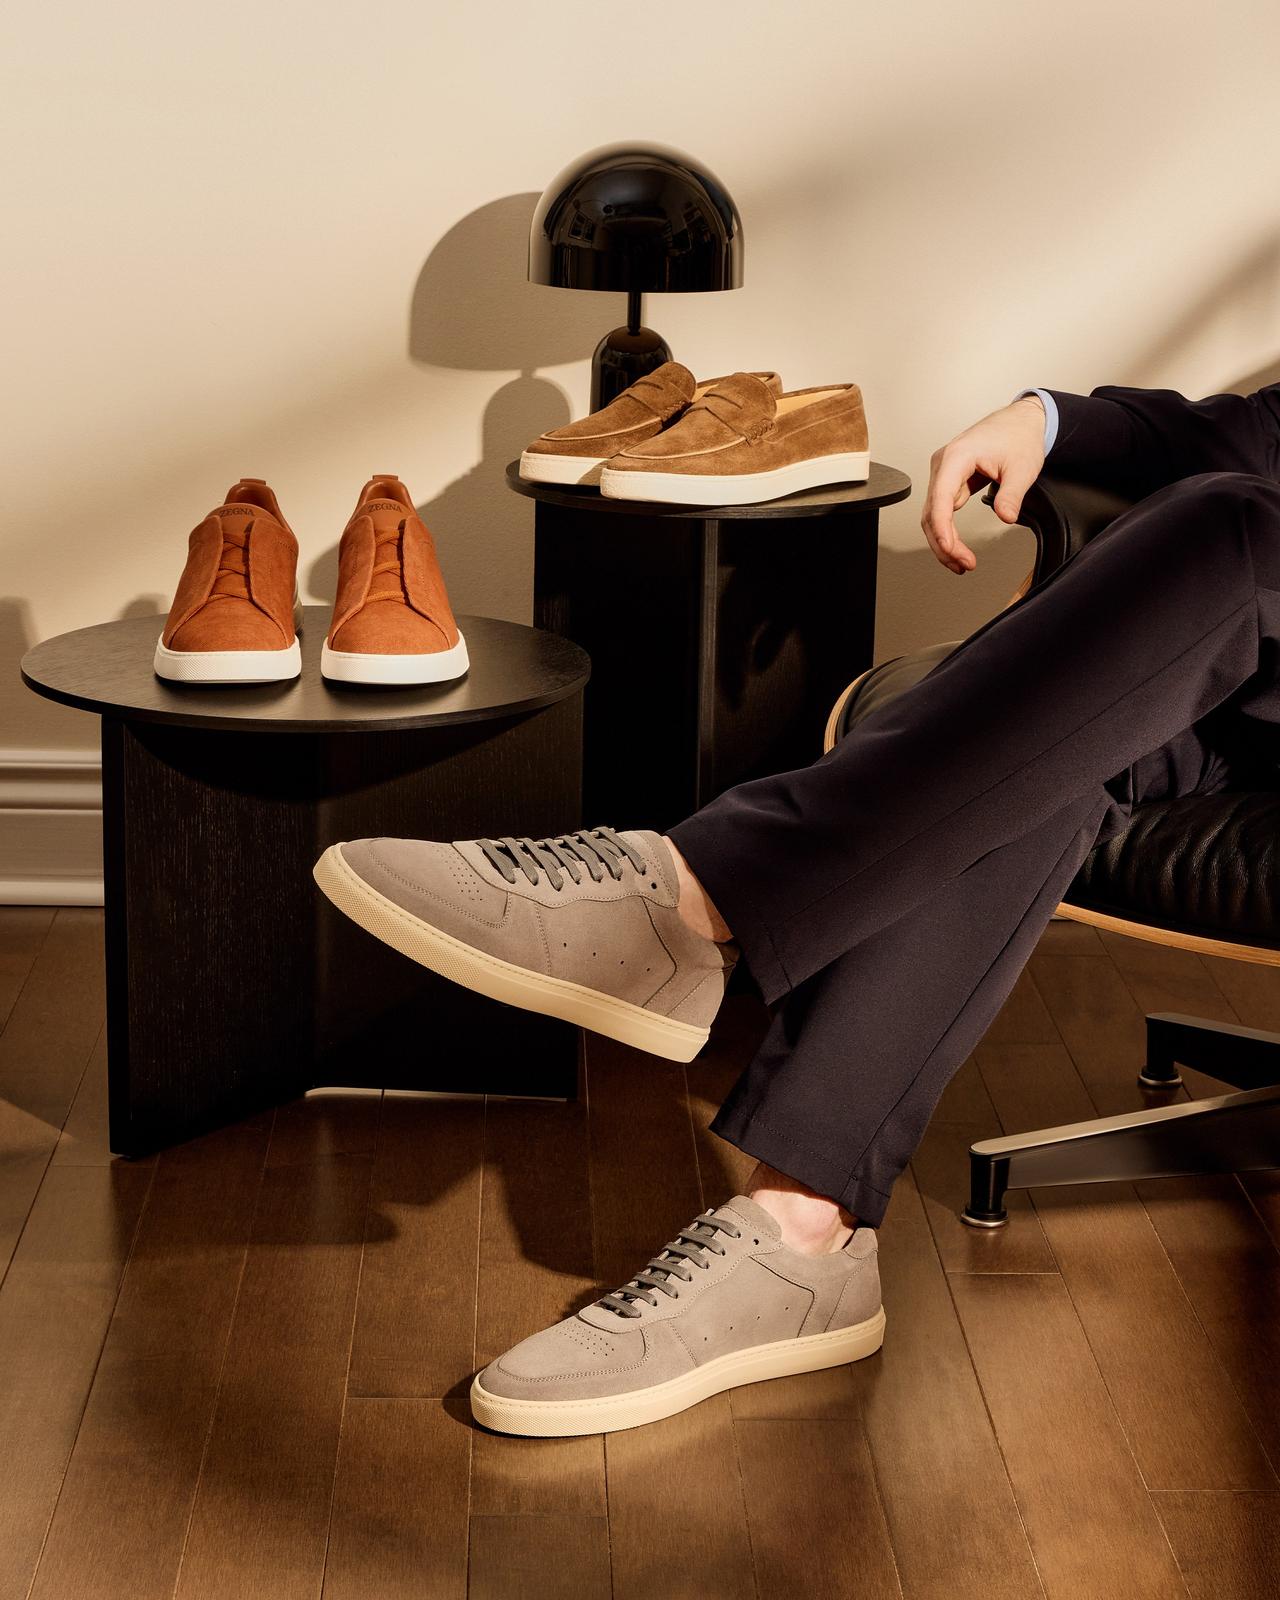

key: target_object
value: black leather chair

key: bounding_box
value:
[825,473,1280,1226]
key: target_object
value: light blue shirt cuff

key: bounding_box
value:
[1012,388,1059,455]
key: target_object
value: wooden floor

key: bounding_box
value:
[1,908,1279,1599]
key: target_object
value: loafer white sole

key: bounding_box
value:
[599,450,871,507]
[153,636,302,684]
[320,632,469,685]
[312,842,709,1063]
[518,450,608,487]
[471,1307,887,1437]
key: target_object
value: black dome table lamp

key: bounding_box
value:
[529,142,744,409]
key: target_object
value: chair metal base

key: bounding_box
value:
[961,1012,1280,1227]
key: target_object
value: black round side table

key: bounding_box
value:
[21,608,591,1156]
[507,461,911,828]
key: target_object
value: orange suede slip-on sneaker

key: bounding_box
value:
[321,475,469,686]
[599,375,870,507]
[153,478,301,684]
[519,363,782,487]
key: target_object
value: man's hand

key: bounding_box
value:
[922,396,1047,574]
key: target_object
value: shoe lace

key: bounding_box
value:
[366,517,408,605]
[211,524,252,600]
[478,825,646,893]
[596,1212,742,1319]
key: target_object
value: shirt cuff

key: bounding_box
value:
[1012,387,1059,455]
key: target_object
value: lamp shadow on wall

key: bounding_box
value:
[305,194,609,615]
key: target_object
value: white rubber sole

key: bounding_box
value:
[518,450,608,487]
[153,635,302,684]
[312,843,710,1063]
[599,450,871,507]
[471,1306,887,1437]
[320,632,469,685]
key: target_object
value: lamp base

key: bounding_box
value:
[592,325,672,410]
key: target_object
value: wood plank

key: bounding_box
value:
[983,967,1065,1049]
[1198,953,1280,1031]
[950,1272,1188,1599]
[474,1095,595,1372]
[0,909,107,1273]
[606,1396,757,1600]
[347,1093,483,1399]
[850,1170,1041,1600]
[470,1428,605,1517]
[1029,948,1164,1115]
[0,907,104,1125]
[1153,1490,1280,1600]
[28,1118,271,1600]
[467,1514,611,1600]
[0,1163,152,1600]
[686,995,769,1205]
[470,1091,601,1518]
[323,1397,470,1600]
[267,1087,381,1168]
[975,1035,1274,1491]
[586,1035,704,1290]
[50,1025,154,1167]
[1032,1186,1275,1491]
[735,1418,901,1599]
[1137,1176,1280,1474]
[1098,931,1239,1025]
[0,905,54,1030]
[174,1108,371,1600]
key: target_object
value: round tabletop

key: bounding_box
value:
[505,459,911,518]
[20,608,591,734]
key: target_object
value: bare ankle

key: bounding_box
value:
[746,1162,856,1255]
[664,837,732,943]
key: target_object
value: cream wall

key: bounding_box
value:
[4,0,1280,769]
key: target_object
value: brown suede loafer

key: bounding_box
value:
[321,475,468,685]
[599,375,870,506]
[153,478,301,684]
[519,362,782,486]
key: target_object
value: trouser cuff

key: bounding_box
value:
[708,1103,895,1229]
[665,812,794,1004]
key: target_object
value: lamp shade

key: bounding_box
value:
[529,142,743,294]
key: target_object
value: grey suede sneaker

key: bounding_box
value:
[470,1196,884,1436]
[313,827,735,1062]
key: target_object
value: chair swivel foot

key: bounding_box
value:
[960,1206,1009,1229]
[962,1150,1011,1229]
[1138,1066,1184,1090]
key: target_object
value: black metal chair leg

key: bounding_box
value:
[1138,1012,1185,1089]
[1141,1012,1280,1092]
[960,1080,1280,1227]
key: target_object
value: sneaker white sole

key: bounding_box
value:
[312,842,710,1063]
[599,450,871,507]
[320,632,470,685]
[471,1306,887,1437]
[153,636,302,684]
[518,450,609,487]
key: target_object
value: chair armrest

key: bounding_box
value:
[986,474,1137,584]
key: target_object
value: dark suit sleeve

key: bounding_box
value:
[1043,383,1280,495]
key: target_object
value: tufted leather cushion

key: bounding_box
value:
[1071,790,1280,949]
[831,648,1280,952]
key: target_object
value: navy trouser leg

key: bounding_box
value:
[667,472,1280,1224]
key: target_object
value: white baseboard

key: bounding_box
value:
[0,749,103,906]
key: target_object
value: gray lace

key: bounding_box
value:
[478,826,646,893]
[597,1212,742,1319]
